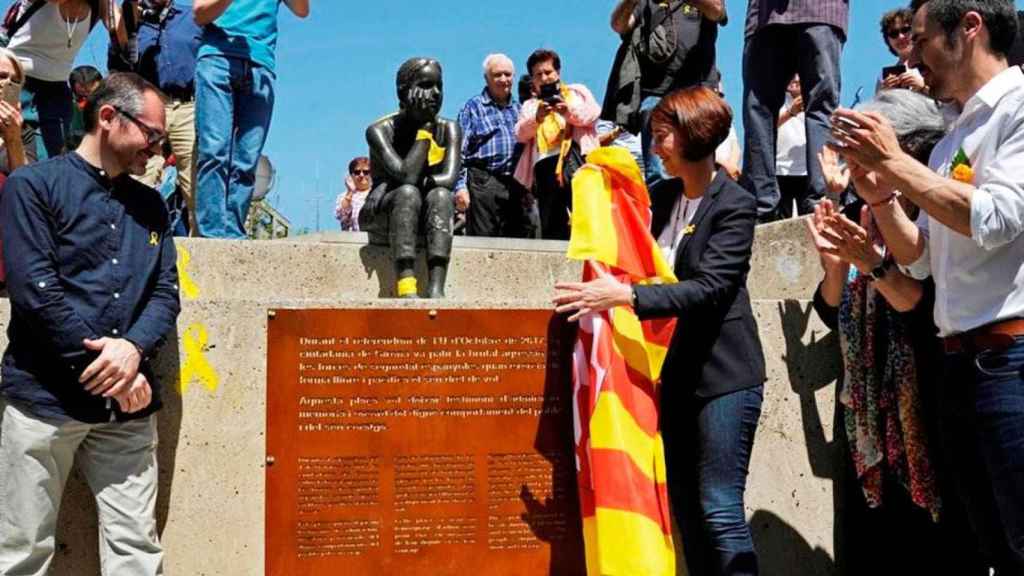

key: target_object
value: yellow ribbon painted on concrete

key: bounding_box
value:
[176,246,200,301]
[180,323,219,394]
[397,276,418,297]
[416,129,446,167]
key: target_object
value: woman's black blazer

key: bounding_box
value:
[633,170,767,397]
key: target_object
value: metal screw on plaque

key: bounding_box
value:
[266,455,276,466]
[267,310,277,319]
[429,310,438,319]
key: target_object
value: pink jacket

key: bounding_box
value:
[514,83,601,190]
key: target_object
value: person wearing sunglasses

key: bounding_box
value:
[0,72,179,576]
[335,156,371,231]
[877,8,927,94]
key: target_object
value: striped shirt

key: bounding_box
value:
[455,88,521,192]
[744,0,849,39]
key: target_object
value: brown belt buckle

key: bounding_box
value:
[943,334,968,355]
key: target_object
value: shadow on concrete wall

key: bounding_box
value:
[776,300,848,573]
[751,509,836,575]
[522,315,586,575]
[50,329,183,574]
[359,244,430,299]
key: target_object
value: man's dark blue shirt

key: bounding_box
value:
[137,1,202,99]
[0,153,180,423]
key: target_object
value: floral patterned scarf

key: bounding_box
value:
[838,270,941,520]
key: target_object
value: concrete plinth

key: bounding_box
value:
[0,216,845,575]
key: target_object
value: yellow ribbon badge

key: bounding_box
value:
[683,224,696,236]
[149,232,159,246]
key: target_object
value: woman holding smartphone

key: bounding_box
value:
[554,86,765,576]
[877,8,927,93]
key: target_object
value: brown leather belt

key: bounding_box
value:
[943,318,1024,354]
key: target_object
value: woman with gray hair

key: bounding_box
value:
[808,88,985,573]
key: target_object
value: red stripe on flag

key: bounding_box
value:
[583,448,672,534]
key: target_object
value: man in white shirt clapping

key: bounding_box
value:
[830,0,1024,572]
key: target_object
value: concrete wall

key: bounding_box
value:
[0,218,848,575]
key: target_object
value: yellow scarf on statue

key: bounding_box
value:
[416,129,446,167]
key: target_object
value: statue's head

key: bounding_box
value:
[397,57,443,121]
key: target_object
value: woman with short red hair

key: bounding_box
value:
[555,86,765,576]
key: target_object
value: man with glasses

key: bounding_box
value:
[740,0,848,222]
[0,72,179,576]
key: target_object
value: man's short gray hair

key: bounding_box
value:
[482,53,514,77]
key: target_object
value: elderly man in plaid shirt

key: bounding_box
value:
[454,53,532,238]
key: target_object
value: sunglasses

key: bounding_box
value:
[114,105,167,147]
[351,169,371,176]
[887,25,912,39]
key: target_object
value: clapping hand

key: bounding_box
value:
[816,205,885,275]
[818,146,850,196]
[828,108,903,175]
[806,199,847,277]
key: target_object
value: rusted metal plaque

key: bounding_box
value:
[266,309,584,576]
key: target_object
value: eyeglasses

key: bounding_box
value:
[351,169,371,176]
[113,106,167,147]
[887,25,912,39]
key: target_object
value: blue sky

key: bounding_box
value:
[77,0,907,233]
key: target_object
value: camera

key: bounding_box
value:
[538,82,562,105]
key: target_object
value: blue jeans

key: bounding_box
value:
[662,385,763,576]
[194,54,276,238]
[640,95,666,190]
[20,77,72,160]
[940,337,1024,574]
[741,24,842,220]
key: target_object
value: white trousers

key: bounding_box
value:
[0,402,163,576]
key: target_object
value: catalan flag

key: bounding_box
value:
[567,146,678,576]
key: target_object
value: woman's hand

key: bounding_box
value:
[818,146,850,196]
[806,199,847,277]
[0,101,22,143]
[553,265,633,322]
[535,101,552,123]
[897,71,926,92]
[819,205,885,275]
[788,95,804,116]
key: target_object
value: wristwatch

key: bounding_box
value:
[870,258,892,281]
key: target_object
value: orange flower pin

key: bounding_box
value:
[951,148,974,184]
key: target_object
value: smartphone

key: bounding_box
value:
[881,64,907,79]
[538,82,562,104]
[828,116,860,148]
[1,81,21,106]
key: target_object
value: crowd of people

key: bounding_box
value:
[0,0,309,241]
[1,1,1024,576]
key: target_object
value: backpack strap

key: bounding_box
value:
[4,0,45,40]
